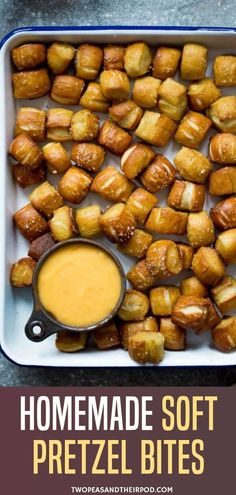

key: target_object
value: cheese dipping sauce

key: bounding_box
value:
[37,244,122,327]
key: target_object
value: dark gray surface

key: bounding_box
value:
[1,0,236,386]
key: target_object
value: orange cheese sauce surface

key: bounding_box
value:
[37,244,122,327]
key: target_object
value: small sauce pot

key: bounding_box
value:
[25,238,126,343]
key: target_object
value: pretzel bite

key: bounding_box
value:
[211,275,236,313]
[51,75,85,105]
[208,96,236,133]
[58,167,92,204]
[46,108,73,142]
[118,289,149,321]
[28,233,55,261]
[119,316,158,350]
[99,203,135,243]
[160,318,186,351]
[42,142,70,174]
[12,69,50,99]
[92,322,120,350]
[12,43,46,69]
[14,203,49,241]
[71,110,100,142]
[167,180,205,212]
[180,43,207,80]
[118,229,153,258]
[152,46,181,80]
[75,44,103,80]
[15,107,46,141]
[126,188,157,224]
[209,167,236,196]
[132,76,161,108]
[91,166,134,202]
[172,295,209,332]
[213,55,236,87]
[187,211,215,248]
[135,111,177,147]
[128,331,164,364]
[146,240,182,279]
[192,247,225,286]
[215,228,236,264]
[158,78,187,121]
[124,42,152,78]
[79,82,110,113]
[75,205,101,238]
[141,154,176,193]
[150,286,180,316]
[126,259,156,291]
[71,142,105,173]
[145,207,188,236]
[47,42,75,74]
[103,44,125,70]
[29,181,64,218]
[98,120,132,155]
[209,133,236,164]
[9,133,44,170]
[177,243,194,270]
[49,205,76,241]
[12,163,46,188]
[188,78,221,111]
[175,111,212,149]
[174,147,212,184]
[55,331,88,353]
[121,143,155,180]
[210,197,236,231]
[100,69,130,101]
[212,316,236,352]
[10,257,36,288]
[180,276,208,298]
[108,100,143,130]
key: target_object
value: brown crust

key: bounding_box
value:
[210,197,236,230]
[141,154,176,193]
[9,133,44,170]
[118,229,153,258]
[28,233,56,261]
[98,120,132,155]
[92,322,120,350]
[145,207,188,235]
[187,211,215,248]
[135,111,177,147]
[146,240,183,278]
[12,43,46,69]
[209,133,236,164]
[15,107,46,141]
[215,228,236,264]
[160,318,186,351]
[10,257,36,287]
[118,317,158,350]
[100,69,130,101]
[47,42,75,74]
[174,146,212,184]
[51,75,85,105]
[108,100,143,130]
[99,203,136,244]
[58,167,92,204]
[126,259,156,291]
[212,316,236,352]
[75,44,103,80]
[211,275,236,313]
[29,181,64,218]
[188,77,221,111]
[12,68,50,99]
[172,295,210,332]
[180,43,207,80]
[103,45,125,71]
[79,82,110,113]
[167,180,205,212]
[126,188,157,224]
[213,55,236,87]
[71,110,100,142]
[121,143,155,180]
[118,289,149,321]
[152,46,181,80]
[175,111,212,149]
[71,143,105,173]
[14,203,49,241]
[209,167,236,196]
[150,286,180,316]
[12,163,46,188]
[91,166,134,203]
[192,247,225,286]
[43,142,71,174]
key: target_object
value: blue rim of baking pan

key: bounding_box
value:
[0,25,236,368]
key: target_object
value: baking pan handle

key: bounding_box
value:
[25,304,59,342]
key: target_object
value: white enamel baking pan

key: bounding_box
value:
[1,26,236,367]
